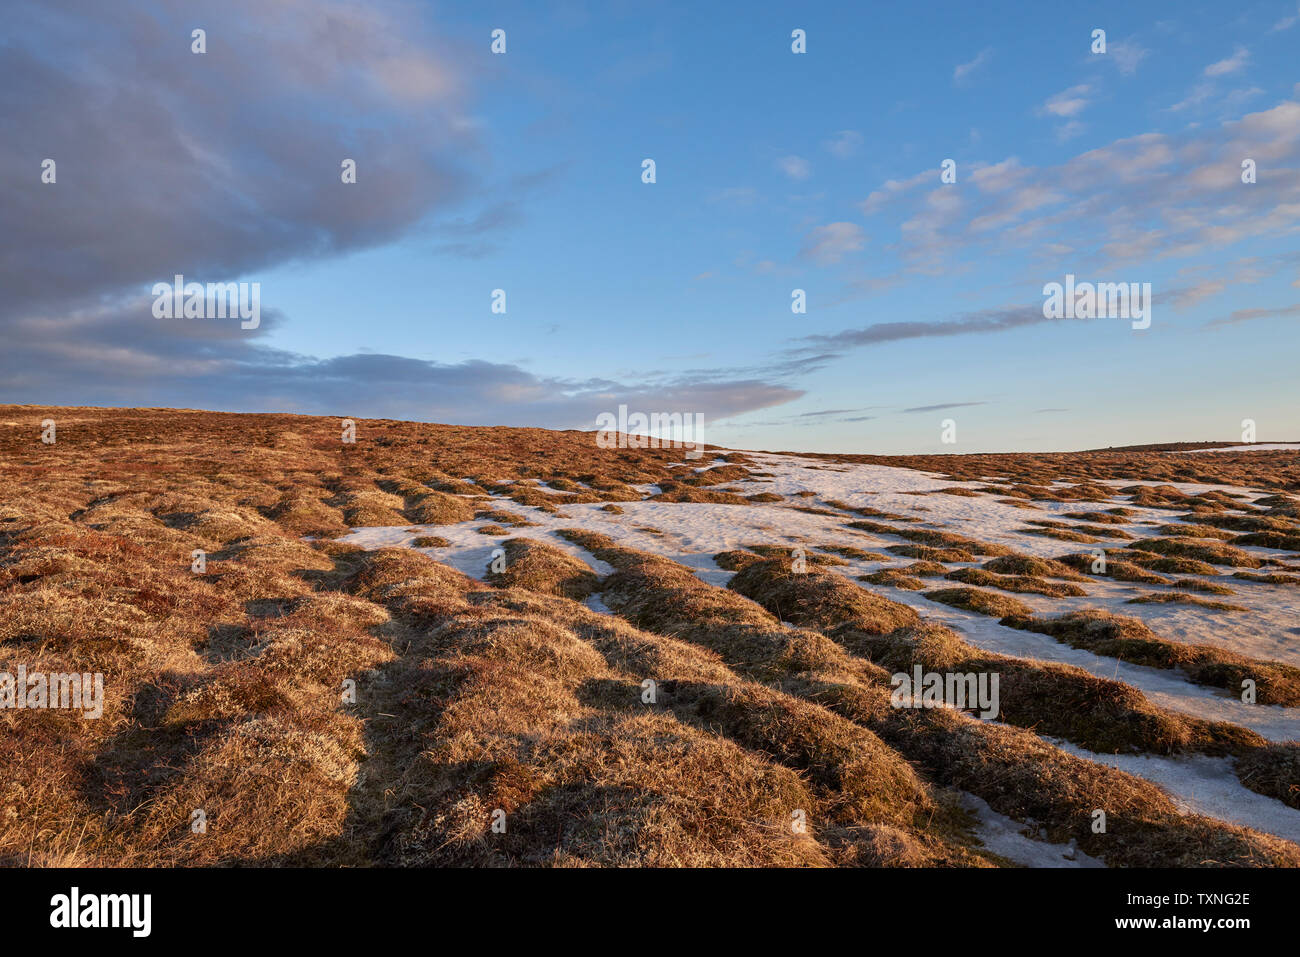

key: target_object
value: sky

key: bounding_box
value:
[1,0,1298,453]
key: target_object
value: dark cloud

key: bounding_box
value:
[1207,302,1300,327]
[797,407,874,418]
[790,305,1050,357]
[0,0,487,323]
[901,401,987,414]
[0,296,801,427]
[0,1,805,426]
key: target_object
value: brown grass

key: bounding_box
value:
[1126,537,1265,568]
[945,567,1087,598]
[1000,609,1300,706]
[1126,592,1249,612]
[3,405,1297,867]
[847,522,1013,556]
[718,558,1296,863]
[922,587,1035,618]
[982,554,1089,581]
[485,538,601,600]
[859,570,927,590]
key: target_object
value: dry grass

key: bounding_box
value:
[846,522,1013,556]
[922,587,1036,618]
[718,558,1298,863]
[486,538,601,600]
[944,567,1087,598]
[1126,592,1249,612]
[982,554,1089,581]
[859,570,927,590]
[1126,537,1265,568]
[818,544,895,562]
[885,544,977,562]
[3,405,1297,867]
[1000,609,1300,707]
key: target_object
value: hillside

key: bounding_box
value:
[2,406,1299,866]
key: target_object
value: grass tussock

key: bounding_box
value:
[945,566,1087,598]
[859,570,926,590]
[485,538,601,600]
[885,544,977,563]
[3,405,1298,868]
[982,554,1089,581]
[1126,537,1265,569]
[922,587,1035,618]
[720,559,1296,864]
[847,522,1013,556]
[1126,592,1249,612]
[1001,609,1300,706]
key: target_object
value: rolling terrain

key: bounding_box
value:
[2,406,1298,867]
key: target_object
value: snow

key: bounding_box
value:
[1169,444,1300,453]
[959,793,1104,868]
[338,448,1300,850]
[1049,740,1300,845]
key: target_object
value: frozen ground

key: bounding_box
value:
[1170,444,1300,453]
[341,449,1300,849]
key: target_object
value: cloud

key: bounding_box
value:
[709,186,759,206]
[859,170,934,215]
[1204,46,1250,77]
[953,47,993,84]
[1042,84,1092,117]
[776,155,812,180]
[1055,121,1086,142]
[0,0,488,327]
[901,402,987,414]
[797,407,874,418]
[1207,302,1300,328]
[823,130,864,158]
[848,97,1300,281]
[799,222,865,265]
[1107,40,1150,75]
[1272,4,1300,32]
[789,304,1051,356]
[1168,82,1215,112]
[0,0,808,428]
[0,296,803,427]
[1040,85,1092,141]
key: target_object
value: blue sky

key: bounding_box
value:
[3,0,1299,452]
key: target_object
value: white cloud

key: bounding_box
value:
[823,130,863,158]
[1042,84,1092,117]
[777,155,812,180]
[1055,120,1086,142]
[1168,82,1214,113]
[800,222,865,265]
[847,97,1300,281]
[1107,40,1150,75]
[709,186,758,205]
[1204,46,1249,77]
[1271,4,1300,32]
[953,47,993,84]
[969,158,1024,193]
[859,169,934,214]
